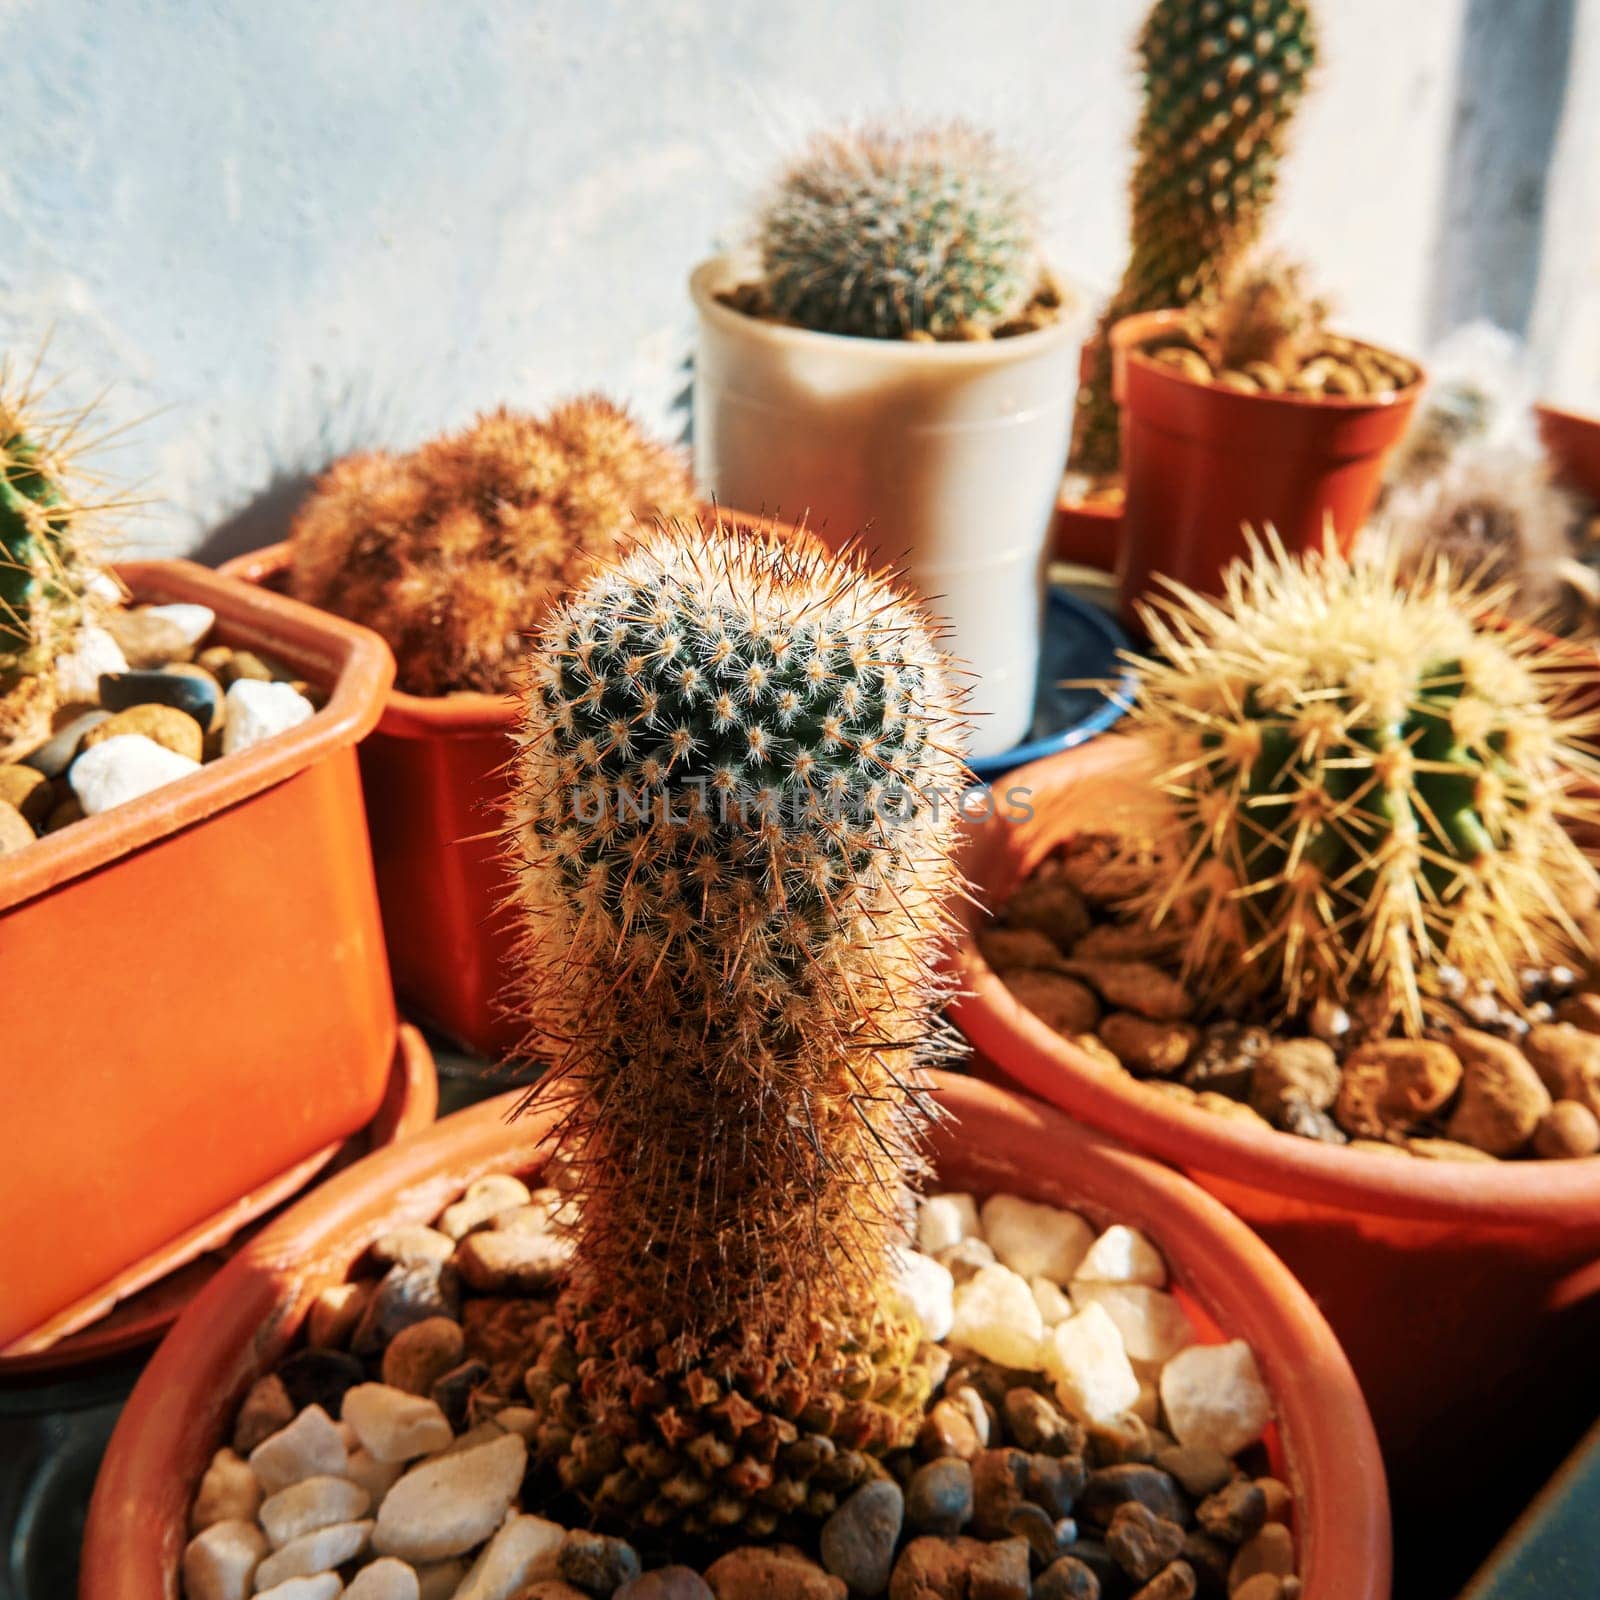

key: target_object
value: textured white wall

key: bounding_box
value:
[0,0,1590,557]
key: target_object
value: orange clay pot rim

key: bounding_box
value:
[80,1072,1389,1600]
[690,256,1083,364]
[951,734,1600,1225]
[1111,309,1426,411]
[0,559,396,915]
[1535,400,1600,429]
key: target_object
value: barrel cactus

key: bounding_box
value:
[756,121,1040,340]
[289,397,696,696]
[1071,0,1318,474]
[506,515,968,1548]
[1122,533,1600,1032]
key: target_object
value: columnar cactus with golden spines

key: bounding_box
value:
[1123,534,1600,1032]
[1071,0,1318,474]
[288,397,696,696]
[757,121,1040,340]
[506,516,968,1547]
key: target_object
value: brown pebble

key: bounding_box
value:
[1002,970,1101,1034]
[1152,346,1213,384]
[1230,1522,1295,1588]
[1070,1032,1126,1073]
[1215,369,1261,393]
[1195,1092,1271,1129]
[1533,1101,1600,1159]
[1002,877,1091,949]
[1101,1013,1198,1076]
[1130,1560,1196,1599]
[81,703,204,763]
[1063,960,1193,1022]
[105,608,190,667]
[44,795,85,834]
[1335,1039,1462,1137]
[218,649,277,685]
[453,1230,573,1294]
[0,798,35,854]
[1250,1039,1340,1119]
[918,1399,981,1462]
[1555,993,1600,1036]
[1071,923,1174,963]
[1408,1137,1499,1163]
[1242,361,1287,393]
[979,926,1073,975]
[1523,1023,1600,1120]
[1254,1476,1293,1525]
[1194,1478,1266,1543]
[1153,1445,1231,1498]
[1445,1029,1550,1156]
[0,764,50,823]
[1232,1578,1287,1600]
[1107,1503,1186,1581]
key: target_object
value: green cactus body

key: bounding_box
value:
[0,428,85,680]
[1071,0,1318,475]
[507,517,967,1547]
[758,122,1038,339]
[1127,536,1600,1031]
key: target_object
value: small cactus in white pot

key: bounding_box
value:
[692,119,1085,760]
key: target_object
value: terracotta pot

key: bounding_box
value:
[951,736,1600,1590]
[0,560,397,1355]
[1108,311,1423,626]
[691,256,1087,759]
[81,1072,1388,1599]
[1536,402,1600,503]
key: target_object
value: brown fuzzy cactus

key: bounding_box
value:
[1203,252,1327,376]
[288,397,696,696]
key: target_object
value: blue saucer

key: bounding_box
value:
[966,586,1134,780]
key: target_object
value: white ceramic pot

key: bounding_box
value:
[691,255,1084,759]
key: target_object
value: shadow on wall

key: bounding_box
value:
[1428,0,1576,340]
[190,471,320,569]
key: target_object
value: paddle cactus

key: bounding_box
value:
[1122,533,1600,1032]
[506,515,968,1547]
[288,397,696,696]
[756,121,1040,340]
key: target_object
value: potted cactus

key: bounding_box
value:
[691,119,1084,760]
[954,535,1600,1591]
[86,519,1388,1599]
[221,397,704,1057]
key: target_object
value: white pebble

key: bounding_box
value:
[250,1406,348,1496]
[255,1578,343,1600]
[1073,1285,1194,1365]
[344,1449,405,1509]
[261,1476,371,1549]
[342,1385,456,1463]
[345,1560,420,1600]
[182,1519,268,1600]
[69,733,201,814]
[371,1433,528,1563]
[894,1250,955,1342]
[437,1174,533,1240]
[453,1514,566,1600]
[54,625,127,702]
[254,1521,372,1590]
[414,1562,467,1600]
[1160,1340,1274,1457]
[491,1407,539,1441]
[1044,1301,1141,1424]
[1030,1278,1075,1327]
[191,1448,263,1532]
[979,1194,1094,1284]
[948,1385,991,1446]
[949,1263,1044,1369]
[143,602,216,647]
[1074,1225,1168,1288]
[223,679,315,756]
[917,1193,982,1256]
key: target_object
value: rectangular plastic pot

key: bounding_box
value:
[0,560,398,1351]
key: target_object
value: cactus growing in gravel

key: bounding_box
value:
[1123,533,1600,1033]
[288,397,697,696]
[506,515,968,1546]
[756,121,1040,340]
[1204,252,1327,376]
[1070,0,1318,474]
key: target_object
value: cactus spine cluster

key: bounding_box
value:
[1204,252,1326,376]
[756,121,1040,340]
[1070,0,1318,475]
[289,398,697,696]
[506,515,967,1548]
[1123,533,1600,1032]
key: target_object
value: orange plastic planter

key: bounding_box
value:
[0,560,397,1352]
[951,737,1600,1590]
[82,1072,1389,1599]
[1108,311,1422,624]
[1536,402,1600,502]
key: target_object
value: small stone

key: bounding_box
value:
[1254,1478,1292,1526]
[1034,1555,1101,1599]
[970,1448,1030,1538]
[1002,970,1101,1034]
[0,761,50,824]
[1445,1029,1550,1155]
[254,1519,373,1588]
[249,1405,348,1494]
[1071,1033,1128,1073]
[430,1360,493,1430]
[222,678,315,755]
[55,624,129,701]
[382,1317,466,1395]
[1277,1103,1348,1144]
[1407,1137,1498,1162]
[1078,1464,1187,1529]
[1335,1040,1463,1137]
[1230,1577,1287,1600]
[1031,1278,1076,1326]
[1074,1226,1167,1289]
[615,1571,715,1600]
[1072,1286,1193,1365]
[1229,1523,1295,1588]
[704,1544,846,1599]
[353,1262,459,1354]
[261,1474,371,1548]
[256,1576,344,1600]
[1002,877,1092,948]
[438,1174,534,1239]
[415,1560,469,1600]
[1062,960,1193,1021]
[454,1514,565,1599]
[905,1458,974,1534]
[1160,1342,1272,1457]
[980,1195,1094,1283]
[935,1238,997,1283]
[372,1226,457,1269]
[917,1194,981,1256]
[950,1264,1045,1368]
[821,1479,904,1595]
[1557,993,1600,1034]
[343,1384,456,1462]
[98,666,223,731]
[894,1250,956,1343]
[81,700,205,762]
[1194,1093,1271,1129]
[345,1448,405,1510]
[1523,1023,1600,1119]
[1194,1478,1266,1543]
[1129,1562,1196,1600]
[346,1560,422,1600]
[371,1433,527,1563]
[142,601,216,647]
[455,1229,574,1293]
[1001,1387,1081,1455]
[278,1349,368,1416]
[1248,1040,1340,1123]
[968,1538,1031,1599]
[1101,1013,1197,1076]
[307,1282,375,1350]
[182,1518,268,1600]
[1007,1502,1075,1567]
[557,1530,643,1596]
[69,732,200,813]
[21,707,109,777]
[1180,1531,1231,1594]
[1045,1303,1140,1424]
[980,925,1074,973]
[1107,1502,1186,1581]
[886,1537,984,1600]
[207,646,276,683]
[105,606,190,666]
[190,1447,263,1532]
[235,1375,296,1455]
[1534,1100,1600,1158]
[0,798,34,852]
[918,1399,982,1461]
[1152,1446,1231,1499]
[1025,1451,1087,1519]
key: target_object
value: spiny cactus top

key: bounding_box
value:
[1205,252,1326,374]
[1070,0,1318,474]
[288,397,696,696]
[756,121,1040,340]
[507,515,968,1544]
[1123,533,1600,1033]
